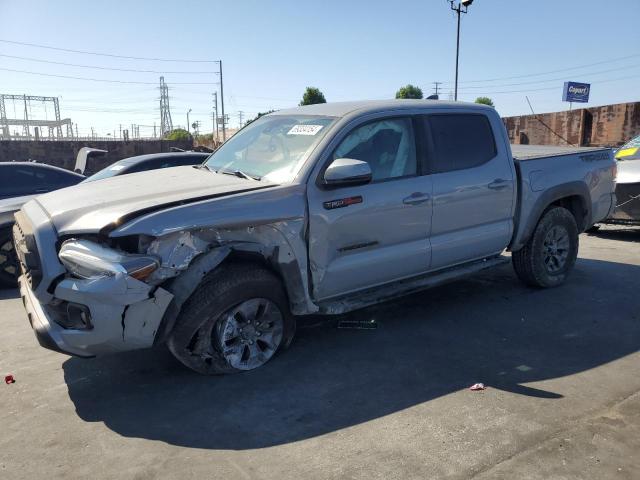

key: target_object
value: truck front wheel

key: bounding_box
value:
[512,206,579,288]
[167,263,295,375]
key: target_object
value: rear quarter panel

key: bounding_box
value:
[510,149,616,251]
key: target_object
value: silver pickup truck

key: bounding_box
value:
[14,100,617,374]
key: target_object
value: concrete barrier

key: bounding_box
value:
[0,139,194,174]
[503,101,640,148]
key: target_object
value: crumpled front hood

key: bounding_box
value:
[33,166,271,235]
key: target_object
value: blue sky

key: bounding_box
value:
[1,0,639,136]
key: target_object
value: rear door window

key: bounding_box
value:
[38,167,81,189]
[0,164,48,197]
[426,114,497,173]
[126,159,163,174]
[172,155,206,166]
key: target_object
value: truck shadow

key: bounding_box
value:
[62,258,640,450]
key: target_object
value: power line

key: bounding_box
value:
[441,52,640,84]
[0,38,217,63]
[446,64,640,91]
[457,73,640,96]
[0,67,216,85]
[0,53,216,74]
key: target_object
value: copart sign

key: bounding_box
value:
[562,82,590,103]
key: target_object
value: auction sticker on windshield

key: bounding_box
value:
[287,125,323,135]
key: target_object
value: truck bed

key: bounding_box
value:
[508,144,616,251]
[511,144,611,161]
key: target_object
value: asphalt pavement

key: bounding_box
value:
[1,226,639,479]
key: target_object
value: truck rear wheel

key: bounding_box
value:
[512,206,579,288]
[167,263,295,375]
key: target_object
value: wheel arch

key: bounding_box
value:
[153,236,315,345]
[512,181,591,251]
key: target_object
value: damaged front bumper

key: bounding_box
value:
[18,272,173,357]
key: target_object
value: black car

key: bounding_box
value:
[0,162,85,287]
[83,151,210,182]
[0,152,210,287]
[0,161,85,201]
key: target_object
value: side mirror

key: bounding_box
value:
[323,158,372,187]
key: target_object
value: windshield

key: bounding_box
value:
[620,134,640,151]
[205,115,336,183]
[83,161,128,182]
[616,134,640,161]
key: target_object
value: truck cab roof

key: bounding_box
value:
[273,99,493,118]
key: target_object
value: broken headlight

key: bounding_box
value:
[58,239,159,281]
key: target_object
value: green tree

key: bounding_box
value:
[164,128,192,141]
[245,110,276,125]
[395,84,423,99]
[475,96,495,107]
[195,133,214,143]
[299,87,327,106]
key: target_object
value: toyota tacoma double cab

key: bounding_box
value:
[14,100,617,374]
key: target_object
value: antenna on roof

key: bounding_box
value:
[525,96,575,147]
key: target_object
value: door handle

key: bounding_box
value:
[403,192,430,205]
[488,179,510,190]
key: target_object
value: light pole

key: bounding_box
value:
[449,0,473,101]
[186,108,192,134]
[217,60,226,142]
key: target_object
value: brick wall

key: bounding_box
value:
[0,139,194,174]
[503,101,640,147]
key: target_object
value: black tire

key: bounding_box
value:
[167,262,295,375]
[0,227,19,289]
[512,206,579,288]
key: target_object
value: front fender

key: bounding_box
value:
[150,221,318,344]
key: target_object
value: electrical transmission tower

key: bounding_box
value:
[159,76,173,136]
[0,94,73,140]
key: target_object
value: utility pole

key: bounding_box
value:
[23,94,30,139]
[448,0,473,101]
[187,108,192,134]
[433,82,442,97]
[213,92,219,143]
[218,60,226,141]
[238,110,244,129]
[119,124,122,140]
[153,122,156,138]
